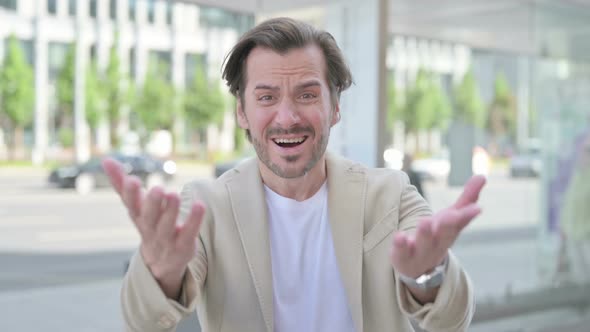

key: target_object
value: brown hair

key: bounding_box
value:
[222,17,353,107]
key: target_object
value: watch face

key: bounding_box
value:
[398,257,448,289]
[423,271,444,289]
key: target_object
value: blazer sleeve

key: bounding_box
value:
[120,182,208,332]
[394,173,476,332]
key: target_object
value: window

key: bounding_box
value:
[5,38,35,66]
[147,0,155,24]
[109,0,117,20]
[47,0,57,14]
[185,53,207,87]
[48,42,70,82]
[166,0,172,25]
[128,0,136,22]
[89,44,97,61]
[89,0,97,18]
[149,50,171,80]
[0,0,17,11]
[68,0,76,17]
[199,5,254,34]
[129,47,136,79]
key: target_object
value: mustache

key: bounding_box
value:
[266,126,314,137]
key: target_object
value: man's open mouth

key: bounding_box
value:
[272,136,308,148]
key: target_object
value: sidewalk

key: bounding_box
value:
[0,279,124,332]
[0,279,201,332]
[1,277,587,332]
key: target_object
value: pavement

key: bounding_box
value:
[0,165,588,331]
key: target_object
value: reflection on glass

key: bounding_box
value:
[559,130,590,284]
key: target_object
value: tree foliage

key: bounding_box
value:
[453,68,485,127]
[0,35,35,155]
[85,60,106,133]
[184,61,225,130]
[487,72,517,139]
[134,60,177,132]
[403,69,451,134]
[56,44,75,128]
[103,43,132,146]
[387,73,401,131]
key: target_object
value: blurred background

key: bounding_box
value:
[0,0,589,331]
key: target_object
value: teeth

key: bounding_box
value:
[274,137,305,144]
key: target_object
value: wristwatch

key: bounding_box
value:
[398,256,449,290]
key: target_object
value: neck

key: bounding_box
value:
[259,156,328,201]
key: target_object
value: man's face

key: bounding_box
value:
[237,44,340,179]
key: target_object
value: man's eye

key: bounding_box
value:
[258,95,273,101]
[300,93,316,99]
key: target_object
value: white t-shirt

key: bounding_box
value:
[265,182,356,332]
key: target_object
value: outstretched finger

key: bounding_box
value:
[141,186,165,230]
[178,201,206,244]
[415,218,438,252]
[434,204,482,243]
[156,192,180,242]
[102,158,125,194]
[454,175,486,209]
[122,176,143,219]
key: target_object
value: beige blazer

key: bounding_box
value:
[122,153,475,332]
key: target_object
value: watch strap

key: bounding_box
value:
[398,255,449,290]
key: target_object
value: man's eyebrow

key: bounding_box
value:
[295,80,322,90]
[254,84,280,91]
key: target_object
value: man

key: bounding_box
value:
[104,17,485,332]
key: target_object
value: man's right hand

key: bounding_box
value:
[102,157,205,300]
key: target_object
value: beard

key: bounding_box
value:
[251,125,330,179]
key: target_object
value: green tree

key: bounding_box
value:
[184,61,225,155]
[85,60,106,147]
[400,70,452,153]
[453,69,485,127]
[387,73,402,132]
[427,76,452,131]
[56,44,75,130]
[134,60,177,134]
[404,70,434,135]
[0,36,34,159]
[103,43,132,147]
[487,72,517,140]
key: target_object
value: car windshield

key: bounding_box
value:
[81,157,103,170]
[519,146,541,156]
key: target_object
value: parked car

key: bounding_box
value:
[412,150,451,181]
[48,153,177,194]
[510,142,542,177]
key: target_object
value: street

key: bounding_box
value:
[0,166,584,331]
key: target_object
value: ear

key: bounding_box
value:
[236,98,249,130]
[331,102,341,127]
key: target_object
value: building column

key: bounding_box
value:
[32,15,49,165]
[325,0,388,168]
[74,0,90,162]
[96,2,113,153]
[133,0,148,84]
[171,19,186,154]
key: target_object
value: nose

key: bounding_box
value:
[274,98,301,127]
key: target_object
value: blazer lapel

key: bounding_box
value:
[226,159,274,332]
[326,153,366,332]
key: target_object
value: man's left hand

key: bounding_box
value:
[389,175,487,279]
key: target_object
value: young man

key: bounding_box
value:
[104,17,485,332]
